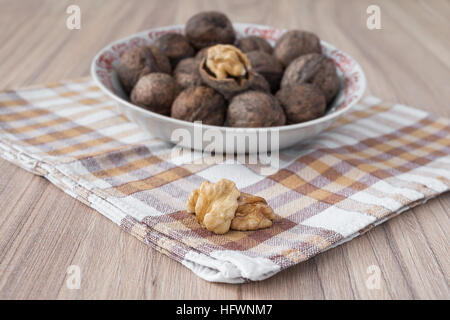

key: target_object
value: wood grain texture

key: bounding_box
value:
[0,0,449,300]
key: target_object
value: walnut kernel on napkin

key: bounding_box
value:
[186,179,275,234]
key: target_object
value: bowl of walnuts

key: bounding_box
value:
[91,11,366,153]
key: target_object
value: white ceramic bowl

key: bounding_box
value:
[91,23,366,153]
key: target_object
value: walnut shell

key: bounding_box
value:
[171,86,226,125]
[281,53,340,103]
[246,51,284,93]
[227,91,286,127]
[117,46,171,94]
[185,11,236,50]
[199,57,253,99]
[173,58,203,89]
[249,72,271,93]
[274,30,322,67]
[216,72,270,102]
[154,33,195,68]
[130,73,179,116]
[237,36,273,54]
[276,84,326,124]
[194,46,210,62]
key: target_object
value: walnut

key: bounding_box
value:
[186,179,240,234]
[117,46,171,94]
[154,33,195,68]
[248,72,271,93]
[171,86,227,125]
[173,58,203,89]
[237,36,273,54]
[130,73,179,116]
[276,84,326,124]
[246,50,284,93]
[186,188,199,213]
[199,45,255,99]
[230,193,275,231]
[186,179,276,234]
[281,53,340,103]
[205,44,250,80]
[227,91,286,127]
[194,46,210,62]
[185,11,236,50]
[274,30,322,67]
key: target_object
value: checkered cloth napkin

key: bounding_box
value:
[0,78,449,283]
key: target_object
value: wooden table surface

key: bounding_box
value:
[0,0,449,300]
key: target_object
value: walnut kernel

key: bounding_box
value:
[199,45,254,99]
[205,44,251,80]
[186,179,240,234]
[230,193,275,231]
[187,179,276,234]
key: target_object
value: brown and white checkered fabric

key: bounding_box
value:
[0,78,449,283]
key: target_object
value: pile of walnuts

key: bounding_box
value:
[117,11,340,127]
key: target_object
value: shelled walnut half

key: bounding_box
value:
[186,179,240,234]
[231,193,275,231]
[186,179,276,234]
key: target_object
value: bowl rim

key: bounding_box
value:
[90,22,366,133]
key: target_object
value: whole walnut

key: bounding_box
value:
[249,72,271,93]
[227,91,286,128]
[281,53,340,103]
[173,58,203,89]
[117,46,172,93]
[276,84,326,124]
[199,45,253,99]
[130,73,179,116]
[185,11,236,50]
[195,46,210,62]
[274,30,322,67]
[237,36,273,54]
[154,33,195,68]
[246,51,283,93]
[171,86,226,125]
